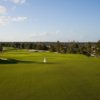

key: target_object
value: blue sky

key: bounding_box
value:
[0,0,100,42]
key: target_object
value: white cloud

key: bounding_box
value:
[0,16,10,26]
[2,0,26,4]
[30,31,60,39]
[12,16,27,21]
[0,5,7,14]
[0,16,27,26]
[10,0,26,4]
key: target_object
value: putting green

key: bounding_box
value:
[0,50,100,100]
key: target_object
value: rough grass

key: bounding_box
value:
[0,50,100,100]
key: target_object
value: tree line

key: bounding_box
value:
[0,40,100,57]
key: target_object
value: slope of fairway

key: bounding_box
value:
[0,50,100,100]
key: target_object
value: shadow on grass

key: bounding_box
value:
[0,58,56,64]
[0,59,34,64]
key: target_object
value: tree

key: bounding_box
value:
[35,43,48,50]
[56,41,61,53]
[66,42,79,54]
[49,44,56,52]
[96,40,100,56]
[81,44,91,57]
[59,44,67,53]
[0,44,3,53]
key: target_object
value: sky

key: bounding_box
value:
[0,0,100,42]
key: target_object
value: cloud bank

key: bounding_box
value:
[4,0,26,4]
[0,5,7,14]
[10,0,26,4]
[0,16,27,26]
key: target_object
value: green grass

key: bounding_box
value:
[0,50,100,100]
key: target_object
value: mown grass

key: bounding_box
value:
[0,50,100,100]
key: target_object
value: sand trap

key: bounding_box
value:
[0,58,8,60]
